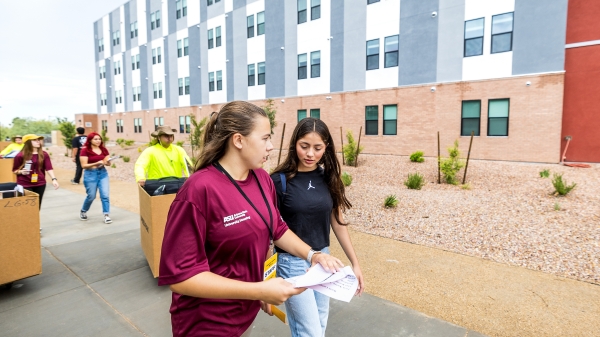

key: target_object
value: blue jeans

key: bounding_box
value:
[82,167,110,214]
[277,247,330,337]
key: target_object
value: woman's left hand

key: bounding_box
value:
[311,253,344,273]
[352,264,365,296]
[52,180,60,190]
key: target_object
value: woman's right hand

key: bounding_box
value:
[96,161,104,167]
[256,277,305,305]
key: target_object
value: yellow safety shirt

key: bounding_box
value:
[0,143,24,156]
[134,144,192,181]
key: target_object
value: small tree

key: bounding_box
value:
[342,130,364,166]
[56,118,76,155]
[440,140,464,185]
[101,128,109,143]
[189,114,208,159]
[263,98,277,133]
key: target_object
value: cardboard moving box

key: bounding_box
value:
[0,141,11,151]
[139,185,176,278]
[0,190,41,286]
[0,158,17,183]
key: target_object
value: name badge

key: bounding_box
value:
[31,174,38,183]
[263,252,277,281]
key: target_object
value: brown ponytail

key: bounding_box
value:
[195,101,268,170]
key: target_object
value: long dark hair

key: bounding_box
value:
[195,101,268,170]
[84,132,108,155]
[18,140,44,171]
[273,118,352,226]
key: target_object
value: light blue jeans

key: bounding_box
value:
[82,167,110,214]
[277,247,330,337]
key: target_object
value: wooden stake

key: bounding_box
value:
[355,126,363,168]
[437,131,441,184]
[340,126,345,165]
[277,123,286,166]
[462,131,474,185]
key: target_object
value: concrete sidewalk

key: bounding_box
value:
[0,188,487,337]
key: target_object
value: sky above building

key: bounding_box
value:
[0,0,126,126]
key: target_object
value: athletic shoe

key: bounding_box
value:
[80,211,88,221]
[70,179,78,185]
[104,215,112,224]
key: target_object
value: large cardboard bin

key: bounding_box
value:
[0,190,41,285]
[0,141,11,151]
[0,158,17,183]
[139,185,176,278]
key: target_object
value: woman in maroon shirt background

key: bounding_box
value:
[12,134,59,209]
[159,101,345,337]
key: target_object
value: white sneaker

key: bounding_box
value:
[104,215,112,224]
[80,211,88,221]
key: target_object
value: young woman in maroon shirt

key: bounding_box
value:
[159,101,344,337]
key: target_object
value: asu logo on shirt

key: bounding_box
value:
[223,210,251,227]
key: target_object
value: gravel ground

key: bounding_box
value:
[47,144,600,285]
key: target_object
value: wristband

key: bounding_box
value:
[306,249,321,264]
[52,178,57,181]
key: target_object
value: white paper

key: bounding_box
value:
[285,264,358,303]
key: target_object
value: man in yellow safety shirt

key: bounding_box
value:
[0,135,24,158]
[135,126,193,186]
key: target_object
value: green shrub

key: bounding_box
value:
[409,151,425,163]
[122,156,130,163]
[115,138,125,145]
[440,140,464,185]
[404,173,425,190]
[111,163,116,168]
[101,128,109,143]
[342,130,364,166]
[461,183,472,190]
[552,173,577,196]
[554,202,561,211]
[176,140,184,147]
[384,195,399,208]
[539,169,550,178]
[341,172,352,187]
[124,139,135,146]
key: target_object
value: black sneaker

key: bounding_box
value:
[71,179,78,185]
[80,211,88,221]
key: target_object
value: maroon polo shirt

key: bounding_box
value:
[12,152,53,188]
[159,165,289,337]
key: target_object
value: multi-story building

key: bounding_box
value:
[83,0,594,163]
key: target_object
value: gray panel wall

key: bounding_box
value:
[140,44,152,110]
[205,0,225,22]
[231,7,248,101]
[512,0,568,75]
[165,33,179,107]
[129,0,139,49]
[145,0,153,41]
[124,3,132,50]
[436,0,464,82]
[199,23,210,103]
[94,21,101,63]
[168,0,177,35]
[342,0,366,92]
[124,50,132,111]
[150,0,163,41]
[95,58,101,112]
[110,9,122,55]
[283,0,298,97]
[398,0,439,85]
[330,0,344,93]
[226,13,235,101]
[188,26,203,105]
[234,0,247,10]
[106,59,114,112]
[265,0,286,98]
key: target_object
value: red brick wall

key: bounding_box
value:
[89,73,564,163]
[566,0,600,44]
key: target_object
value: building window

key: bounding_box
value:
[102,66,106,78]
[102,120,108,131]
[488,99,509,136]
[151,10,161,30]
[311,51,320,78]
[184,38,189,56]
[209,72,215,91]
[134,118,142,133]
[208,29,214,49]
[158,47,162,63]
[365,106,378,135]
[298,54,307,79]
[154,117,164,131]
[154,82,163,99]
[131,55,136,70]
[179,116,191,134]
[137,86,141,101]
[298,0,307,24]
[115,90,120,104]
[184,77,190,94]
[177,40,183,57]
[491,12,514,54]
[135,55,140,69]
[176,0,187,19]
[310,109,320,119]
[384,35,399,68]
[461,100,480,136]
[98,38,104,52]
[464,18,484,57]
[215,26,222,47]
[311,0,320,20]
[247,15,254,38]
[368,0,380,3]
[152,48,157,64]
[116,119,123,133]
[133,87,138,101]
[130,22,138,38]
[152,47,162,64]
[257,62,265,85]
[207,0,220,5]
[257,11,265,36]
[113,61,121,75]
[248,64,255,86]
[366,39,379,70]
[113,31,120,46]
[383,105,397,135]
[179,116,185,133]
[100,94,106,106]
[216,70,223,91]
[297,110,307,121]
[179,78,184,95]
[99,66,103,79]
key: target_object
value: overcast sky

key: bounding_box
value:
[0,0,126,126]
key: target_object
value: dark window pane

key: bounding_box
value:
[366,120,378,135]
[367,54,379,70]
[465,37,483,57]
[365,106,378,120]
[297,110,307,121]
[298,10,307,24]
[368,0,380,3]
[216,36,221,47]
[461,118,480,136]
[258,73,265,85]
[385,51,398,68]
[310,109,320,119]
[311,5,320,20]
[311,64,320,78]
[208,39,213,49]
[488,117,508,136]
[257,23,265,36]
[298,66,307,79]
[491,32,512,53]
[209,82,214,91]
[248,26,254,38]
[217,80,222,91]
[383,120,397,135]
[248,74,255,86]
